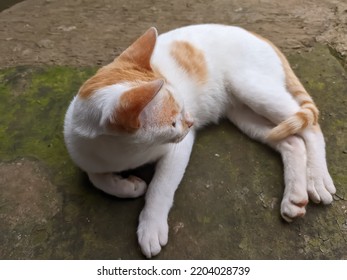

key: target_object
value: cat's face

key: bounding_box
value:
[76,27,193,144]
[104,80,193,145]
[137,87,194,144]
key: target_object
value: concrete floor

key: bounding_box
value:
[0,45,346,259]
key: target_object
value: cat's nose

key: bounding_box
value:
[185,119,194,128]
[184,112,194,128]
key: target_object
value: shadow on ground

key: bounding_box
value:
[0,45,346,259]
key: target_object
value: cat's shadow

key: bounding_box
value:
[119,163,156,185]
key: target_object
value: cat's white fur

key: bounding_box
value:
[64,24,335,258]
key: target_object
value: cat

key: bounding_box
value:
[64,24,336,258]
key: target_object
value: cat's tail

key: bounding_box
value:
[249,29,319,141]
[267,105,318,141]
[267,51,319,141]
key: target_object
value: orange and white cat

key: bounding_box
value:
[64,24,335,258]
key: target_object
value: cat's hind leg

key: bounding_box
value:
[230,76,335,207]
[88,172,147,198]
[299,125,335,204]
[227,104,308,222]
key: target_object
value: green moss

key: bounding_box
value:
[0,66,96,184]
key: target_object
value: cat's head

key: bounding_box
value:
[72,27,194,144]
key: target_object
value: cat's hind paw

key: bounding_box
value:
[88,173,148,198]
[126,175,147,197]
[307,168,336,205]
[281,196,308,223]
[105,174,147,198]
[137,211,168,258]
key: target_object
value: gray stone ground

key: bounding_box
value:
[0,0,346,260]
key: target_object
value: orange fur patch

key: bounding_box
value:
[109,80,164,132]
[79,27,159,99]
[155,91,180,126]
[302,103,318,123]
[296,111,309,127]
[300,100,313,107]
[117,27,157,71]
[78,61,158,99]
[170,40,207,85]
[291,90,304,97]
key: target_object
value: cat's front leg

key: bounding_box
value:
[88,172,147,198]
[137,131,195,258]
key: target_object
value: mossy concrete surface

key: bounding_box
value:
[0,45,346,259]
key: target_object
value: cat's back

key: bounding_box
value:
[152,24,279,126]
[155,24,281,76]
[154,24,271,63]
[154,24,283,92]
[156,24,247,47]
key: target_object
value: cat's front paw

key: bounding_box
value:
[281,195,308,223]
[137,211,168,258]
[307,167,336,204]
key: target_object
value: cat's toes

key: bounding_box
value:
[281,197,308,223]
[108,174,147,198]
[128,176,147,197]
[137,212,168,258]
[307,169,335,205]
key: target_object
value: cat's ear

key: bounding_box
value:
[109,79,164,132]
[116,27,158,70]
